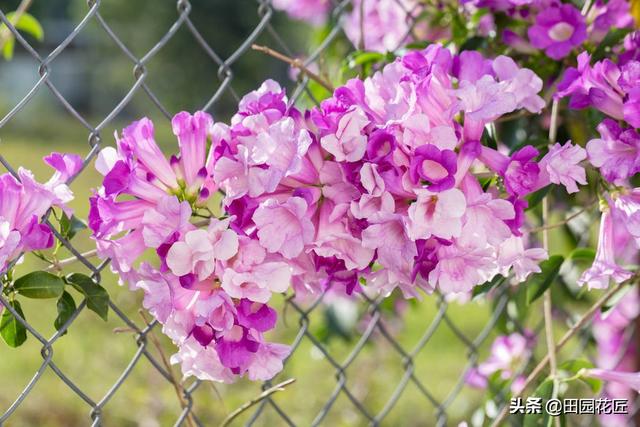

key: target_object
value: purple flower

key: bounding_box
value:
[528,4,587,60]
[409,144,457,191]
[538,141,587,194]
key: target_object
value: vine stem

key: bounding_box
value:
[220,378,296,427]
[251,44,335,93]
[544,98,561,427]
[0,0,33,48]
[490,276,638,427]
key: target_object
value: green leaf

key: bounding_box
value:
[525,186,551,211]
[459,36,487,52]
[0,300,27,347]
[66,273,109,321]
[54,291,77,333]
[569,248,595,264]
[526,255,564,304]
[559,359,601,393]
[60,213,87,241]
[5,12,44,41]
[2,36,15,60]
[14,271,65,299]
[523,378,554,427]
[473,275,505,298]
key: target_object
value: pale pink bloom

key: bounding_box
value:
[362,215,417,282]
[272,0,331,26]
[132,263,175,323]
[167,219,239,280]
[246,343,291,381]
[221,262,292,303]
[612,189,640,247]
[141,196,193,248]
[578,210,633,289]
[467,332,534,392]
[172,111,213,185]
[582,369,640,393]
[213,146,282,201]
[429,235,497,294]
[343,0,419,52]
[171,338,235,383]
[253,197,314,259]
[320,107,369,162]
[497,236,548,282]
[538,141,587,194]
[492,55,545,113]
[461,192,515,247]
[452,76,517,140]
[313,201,375,270]
[406,188,467,241]
[360,162,385,196]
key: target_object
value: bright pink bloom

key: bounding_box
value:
[320,107,369,162]
[528,4,587,60]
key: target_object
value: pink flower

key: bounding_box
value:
[538,141,587,194]
[497,236,548,282]
[587,119,640,184]
[466,332,535,392]
[272,0,331,26]
[582,369,640,393]
[612,189,640,247]
[578,210,632,289]
[428,235,496,294]
[343,0,420,52]
[221,262,292,303]
[406,188,467,241]
[0,154,79,274]
[253,197,314,259]
[320,107,369,162]
[166,218,239,281]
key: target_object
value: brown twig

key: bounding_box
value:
[490,275,639,427]
[251,44,335,93]
[139,310,197,427]
[220,378,296,427]
[0,0,34,49]
[44,249,99,272]
[528,200,597,234]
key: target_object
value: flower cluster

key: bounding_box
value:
[89,44,593,383]
[555,44,640,290]
[0,153,82,275]
[466,0,633,59]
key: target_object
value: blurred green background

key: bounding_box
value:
[0,1,596,426]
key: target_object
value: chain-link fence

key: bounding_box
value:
[0,1,635,426]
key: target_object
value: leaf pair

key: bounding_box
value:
[0,271,109,347]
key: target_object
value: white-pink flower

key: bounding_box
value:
[406,188,466,241]
[166,218,239,280]
[320,107,369,162]
[253,196,314,259]
[497,236,548,282]
[539,141,587,194]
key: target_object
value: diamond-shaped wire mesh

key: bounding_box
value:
[0,1,632,426]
